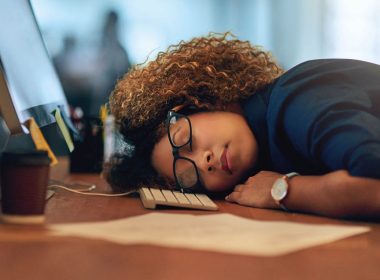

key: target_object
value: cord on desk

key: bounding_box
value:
[49,179,97,192]
[48,183,135,197]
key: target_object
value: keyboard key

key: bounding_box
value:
[195,194,217,208]
[161,189,178,203]
[184,193,202,206]
[139,188,156,209]
[141,187,154,200]
[150,188,166,202]
[172,191,191,205]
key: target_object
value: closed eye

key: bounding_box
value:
[171,128,181,145]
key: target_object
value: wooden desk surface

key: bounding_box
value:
[1,172,379,280]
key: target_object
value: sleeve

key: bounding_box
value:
[281,80,380,179]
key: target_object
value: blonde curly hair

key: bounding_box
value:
[105,32,283,192]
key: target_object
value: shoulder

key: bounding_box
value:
[267,59,380,117]
[266,58,380,150]
[243,58,380,127]
[281,58,380,79]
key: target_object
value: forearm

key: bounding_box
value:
[284,170,380,219]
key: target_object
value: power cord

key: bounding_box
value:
[48,179,135,197]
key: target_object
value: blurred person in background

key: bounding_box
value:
[54,10,130,117]
[53,10,130,172]
[92,10,131,115]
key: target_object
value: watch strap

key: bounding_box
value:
[285,172,299,179]
[277,172,299,211]
[279,202,289,212]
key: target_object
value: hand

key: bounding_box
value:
[225,171,283,209]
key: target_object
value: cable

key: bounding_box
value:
[49,179,97,192]
[48,184,136,197]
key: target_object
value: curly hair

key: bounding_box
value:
[104,32,283,192]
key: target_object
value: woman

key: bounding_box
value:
[105,33,380,219]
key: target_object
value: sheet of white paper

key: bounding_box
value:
[49,213,370,257]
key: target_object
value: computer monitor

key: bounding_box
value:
[0,0,75,155]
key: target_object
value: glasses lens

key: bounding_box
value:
[174,158,198,189]
[169,116,191,147]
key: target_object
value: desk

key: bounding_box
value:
[0,172,379,280]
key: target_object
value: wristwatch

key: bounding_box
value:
[271,172,299,211]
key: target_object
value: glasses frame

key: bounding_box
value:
[166,110,201,192]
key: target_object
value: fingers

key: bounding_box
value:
[225,190,241,203]
[226,182,250,202]
[226,183,246,201]
[233,184,245,192]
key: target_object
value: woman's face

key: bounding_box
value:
[151,111,259,192]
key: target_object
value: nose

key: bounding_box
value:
[197,150,216,172]
[179,148,216,172]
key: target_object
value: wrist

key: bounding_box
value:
[271,172,299,211]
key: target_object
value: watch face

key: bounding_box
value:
[271,178,288,201]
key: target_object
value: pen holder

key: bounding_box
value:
[0,150,51,224]
[70,117,103,173]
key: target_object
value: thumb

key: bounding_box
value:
[225,191,240,203]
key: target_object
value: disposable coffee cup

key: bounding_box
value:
[1,150,51,224]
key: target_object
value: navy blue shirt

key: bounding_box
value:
[243,59,380,179]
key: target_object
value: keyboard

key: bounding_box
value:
[139,187,218,211]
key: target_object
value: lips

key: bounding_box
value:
[220,148,232,174]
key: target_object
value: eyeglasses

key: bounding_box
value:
[166,110,202,192]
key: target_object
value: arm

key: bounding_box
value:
[225,170,380,219]
[228,105,380,219]
[229,60,380,219]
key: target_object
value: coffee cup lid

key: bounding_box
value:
[1,150,51,166]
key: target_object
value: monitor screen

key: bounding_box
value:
[0,0,74,153]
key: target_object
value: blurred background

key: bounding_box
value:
[30,0,380,117]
